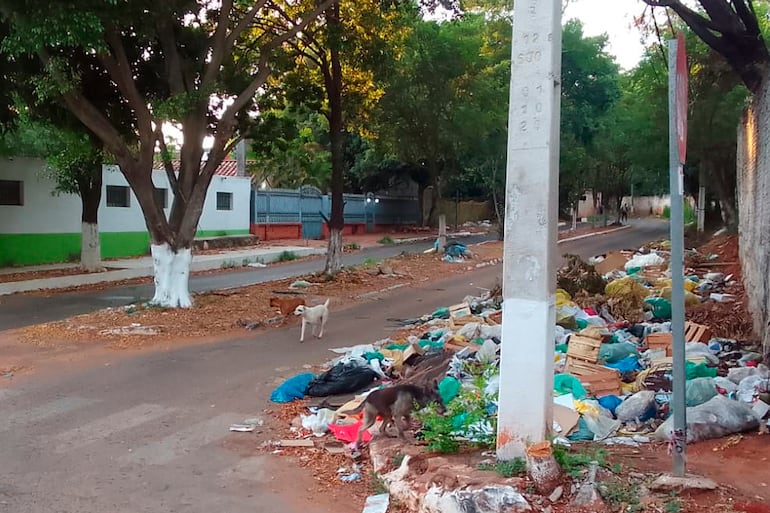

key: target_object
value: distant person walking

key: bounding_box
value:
[620,204,629,224]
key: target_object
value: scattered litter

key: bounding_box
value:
[248,262,267,268]
[361,493,389,513]
[279,439,315,447]
[99,324,161,336]
[290,280,313,289]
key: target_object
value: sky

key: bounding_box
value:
[564,0,652,70]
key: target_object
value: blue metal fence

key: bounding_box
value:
[250,187,419,239]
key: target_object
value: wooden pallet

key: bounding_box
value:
[646,332,673,357]
[685,322,711,343]
[566,335,602,364]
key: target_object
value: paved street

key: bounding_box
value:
[0,219,668,513]
[0,220,664,332]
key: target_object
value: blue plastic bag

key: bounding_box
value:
[270,373,315,403]
[598,395,623,416]
[605,356,642,374]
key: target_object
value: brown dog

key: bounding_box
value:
[269,296,306,316]
[338,381,445,448]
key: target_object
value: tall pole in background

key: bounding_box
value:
[668,33,689,477]
[496,0,561,459]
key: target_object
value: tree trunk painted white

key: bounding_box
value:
[80,222,104,272]
[324,228,343,275]
[150,243,193,308]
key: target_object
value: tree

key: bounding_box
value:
[255,0,416,274]
[0,0,335,306]
[0,115,105,270]
[558,19,621,219]
[373,14,510,225]
[642,0,770,93]
[248,107,331,190]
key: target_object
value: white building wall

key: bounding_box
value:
[2,159,251,235]
[0,157,82,234]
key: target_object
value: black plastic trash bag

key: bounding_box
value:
[305,361,379,397]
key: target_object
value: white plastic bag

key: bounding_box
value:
[654,395,759,443]
[728,363,770,384]
[301,408,337,436]
[625,252,665,270]
[616,391,657,422]
[457,322,480,340]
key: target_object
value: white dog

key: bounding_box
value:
[294,298,330,342]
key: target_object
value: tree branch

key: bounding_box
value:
[202,0,270,87]
[99,28,154,145]
[155,124,181,199]
[157,18,188,95]
[264,0,338,52]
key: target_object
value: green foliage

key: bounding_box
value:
[417,369,497,453]
[277,250,299,262]
[361,257,379,267]
[478,458,526,478]
[344,242,361,251]
[598,478,642,512]
[551,444,608,478]
[369,472,389,495]
[664,493,682,513]
[661,203,696,224]
[378,236,394,245]
[248,107,331,189]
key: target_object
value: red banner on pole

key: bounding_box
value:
[676,32,688,165]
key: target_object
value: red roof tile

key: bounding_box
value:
[153,158,254,177]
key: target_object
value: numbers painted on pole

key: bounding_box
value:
[516,50,542,65]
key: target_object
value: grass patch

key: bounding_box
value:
[661,203,696,224]
[361,257,379,267]
[369,472,388,495]
[478,458,526,478]
[344,242,361,251]
[276,250,299,262]
[664,493,682,513]
[598,478,642,512]
[378,236,395,245]
[552,444,608,478]
[392,453,405,468]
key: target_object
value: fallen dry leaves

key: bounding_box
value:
[19,243,504,350]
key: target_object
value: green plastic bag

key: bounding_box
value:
[364,351,385,362]
[599,341,639,364]
[644,297,672,319]
[685,361,717,380]
[554,374,587,400]
[432,307,450,319]
[439,377,461,404]
[567,417,595,441]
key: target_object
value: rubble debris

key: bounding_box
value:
[557,254,606,296]
[650,474,718,492]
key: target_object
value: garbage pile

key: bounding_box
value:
[266,242,768,463]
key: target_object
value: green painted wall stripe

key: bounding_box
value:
[100,232,151,259]
[0,229,251,267]
[0,233,81,267]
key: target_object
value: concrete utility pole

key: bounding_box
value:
[496,0,562,460]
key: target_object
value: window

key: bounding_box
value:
[216,191,233,211]
[154,187,168,209]
[0,180,23,206]
[106,185,130,207]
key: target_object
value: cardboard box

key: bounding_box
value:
[565,360,622,398]
[594,251,631,275]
